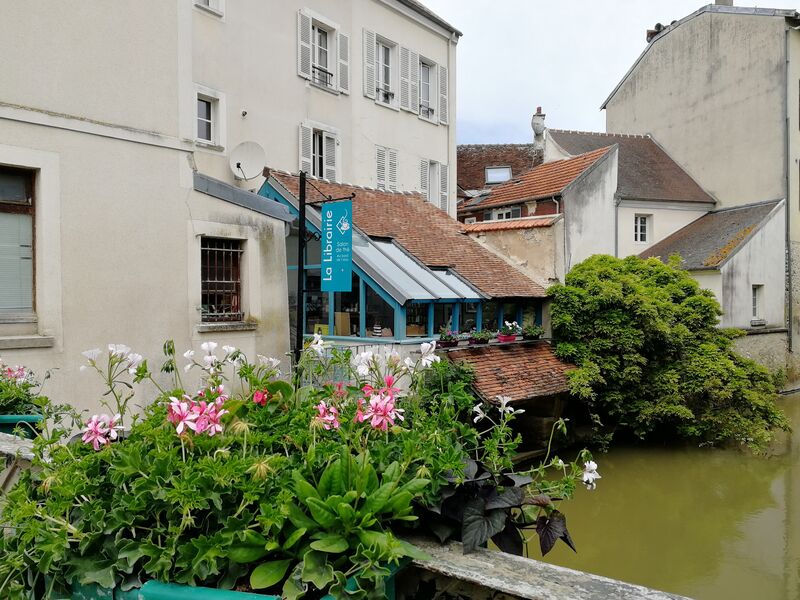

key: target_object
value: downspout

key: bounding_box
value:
[785,27,794,351]
[614,195,621,257]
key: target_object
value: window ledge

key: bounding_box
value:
[194,3,224,18]
[195,140,225,153]
[0,315,37,325]
[0,335,55,350]
[418,114,439,125]
[309,80,340,96]
[196,322,257,333]
[375,100,400,112]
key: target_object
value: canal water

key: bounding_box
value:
[535,397,800,600]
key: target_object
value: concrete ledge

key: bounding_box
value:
[0,335,55,350]
[740,327,788,336]
[407,537,690,600]
[196,322,258,333]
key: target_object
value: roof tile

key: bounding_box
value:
[462,217,558,233]
[457,144,542,192]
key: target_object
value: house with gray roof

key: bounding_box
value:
[641,199,785,331]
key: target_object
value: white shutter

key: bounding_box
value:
[399,47,410,111]
[363,29,376,99]
[388,148,398,192]
[0,213,33,312]
[323,132,337,181]
[438,64,449,124]
[337,32,350,94]
[297,10,312,80]
[409,51,420,115]
[299,123,313,173]
[376,146,387,190]
[419,159,429,200]
[439,163,449,212]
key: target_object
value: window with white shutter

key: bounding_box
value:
[363,29,376,99]
[419,159,429,199]
[297,10,312,80]
[323,132,337,181]
[439,163,449,212]
[376,146,387,190]
[0,168,34,315]
[387,148,398,192]
[375,39,395,105]
[438,64,449,124]
[399,47,411,110]
[419,59,435,120]
[300,123,339,179]
[299,123,313,174]
[337,32,350,94]
[376,146,398,191]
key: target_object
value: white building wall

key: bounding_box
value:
[562,148,618,269]
[617,201,710,258]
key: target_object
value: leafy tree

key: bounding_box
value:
[549,254,790,452]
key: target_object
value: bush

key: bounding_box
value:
[549,254,790,452]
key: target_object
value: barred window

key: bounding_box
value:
[201,237,243,322]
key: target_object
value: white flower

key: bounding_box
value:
[419,341,440,368]
[352,350,373,376]
[403,356,415,372]
[82,348,102,362]
[126,353,144,375]
[183,349,195,360]
[201,341,218,354]
[257,355,281,369]
[472,403,486,423]
[308,333,325,357]
[108,344,131,358]
[582,461,601,489]
[553,458,565,469]
[222,345,236,355]
[203,354,218,366]
[80,365,89,372]
[183,363,193,373]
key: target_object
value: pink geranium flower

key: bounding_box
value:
[82,414,110,450]
[315,401,340,430]
[363,393,404,432]
[354,397,366,423]
[253,389,270,406]
[167,397,197,435]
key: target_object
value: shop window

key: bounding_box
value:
[366,284,394,338]
[462,303,478,332]
[522,303,538,328]
[434,303,455,334]
[406,303,429,337]
[305,270,329,335]
[501,302,518,324]
[334,273,360,336]
[482,301,498,331]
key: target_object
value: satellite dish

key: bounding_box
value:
[229,141,267,181]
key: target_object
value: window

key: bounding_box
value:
[406,304,429,337]
[194,0,224,16]
[376,40,394,104]
[312,25,334,87]
[197,97,212,142]
[492,206,521,220]
[420,159,449,211]
[299,123,338,180]
[375,145,398,191]
[0,167,33,315]
[298,11,349,94]
[634,214,650,243]
[366,284,394,337]
[752,285,762,319]
[464,217,477,225]
[201,237,243,322]
[419,61,434,119]
[485,166,512,184]
[312,130,324,178]
[195,86,225,148]
[434,304,455,333]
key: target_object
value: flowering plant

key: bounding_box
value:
[499,320,522,336]
[0,358,45,416]
[438,326,458,342]
[469,329,494,343]
[522,324,545,339]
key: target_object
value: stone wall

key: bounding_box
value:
[733,330,789,375]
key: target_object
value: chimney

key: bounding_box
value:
[715,0,733,5]
[532,106,546,155]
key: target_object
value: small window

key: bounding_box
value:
[634,214,650,243]
[0,167,34,315]
[197,97,213,142]
[464,217,477,225]
[752,284,762,319]
[492,206,521,220]
[312,25,334,87]
[485,166,512,184]
[201,237,243,322]
[376,40,394,104]
[419,61,434,119]
[312,130,324,177]
[194,0,224,16]
[406,303,429,337]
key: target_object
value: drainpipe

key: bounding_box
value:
[614,195,621,257]
[785,27,794,351]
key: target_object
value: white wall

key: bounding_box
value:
[562,148,618,268]
[617,201,709,258]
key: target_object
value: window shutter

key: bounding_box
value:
[439,163,449,212]
[297,10,312,80]
[399,47,410,110]
[337,32,350,94]
[376,146,387,190]
[438,64,449,124]
[363,29,376,99]
[419,159,429,199]
[409,52,420,114]
[298,123,313,173]
[388,148,398,191]
[0,213,33,312]
[323,132,337,181]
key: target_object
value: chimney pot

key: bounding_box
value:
[715,0,733,5]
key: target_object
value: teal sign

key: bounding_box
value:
[321,200,352,292]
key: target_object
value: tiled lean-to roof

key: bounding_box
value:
[461,216,559,233]
[448,341,573,402]
[548,130,715,205]
[461,146,613,213]
[640,199,782,270]
[457,144,542,192]
[269,172,547,298]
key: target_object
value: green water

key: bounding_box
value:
[535,398,800,600]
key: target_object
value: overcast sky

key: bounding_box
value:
[423,0,800,144]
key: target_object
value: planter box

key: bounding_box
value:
[496,334,517,343]
[0,414,42,439]
[437,340,458,348]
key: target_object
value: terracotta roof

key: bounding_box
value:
[548,130,715,205]
[457,144,542,192]
[462,147,613,213]
[447,341,573,402]
[462,216,559,233]
[269,172,546,298]
[640,199,782,270]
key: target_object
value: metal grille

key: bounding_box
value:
[201,237,243,322]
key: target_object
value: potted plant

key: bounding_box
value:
[469,330,494,345]
[522,324,545,340]
[496,321,521,343]
[438,326,459,348]
[0,359,44,439]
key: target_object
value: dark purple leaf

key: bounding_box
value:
[503,473,533,487]
[535,511,576,556]
[485,487,526,510]
[462,498,507,554]
[525,494,552,508]
[427,519,457,544]
[492,522,523,556]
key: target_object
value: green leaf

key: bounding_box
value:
[357,530,389,553]
[397,539,431,561]
[265,380,294,402]
[70,557,116,589]
[336,502,357,526]
[306,497,337,528]
[310,534,349,553]
[363,482,394,514]
[250,559,292,589]
[382,461,401,483]
[228,544,271,564]
[319,459,344,498]
[387,491,414,514]
[282,563,308,600]
[398,478,430,496]
[293,470,320,503]
[355,460,379,495]
[301,550,335,589]
[288,503,318,531]
[283,527,307,550]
